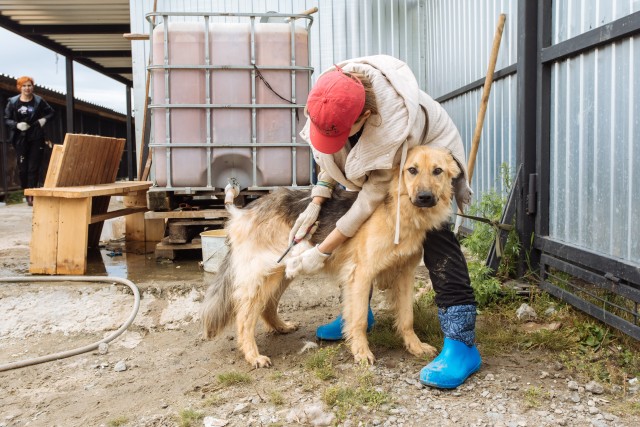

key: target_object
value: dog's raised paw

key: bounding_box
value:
[252,355,272,368]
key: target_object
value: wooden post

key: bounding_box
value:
[455,14,506,234]
[466,13,507,182]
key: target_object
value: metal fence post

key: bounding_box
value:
[516,0,542,276]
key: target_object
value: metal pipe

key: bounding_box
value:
[250,16,257,188]
[163,14,172,188]
[204,16,212,188]
[289,15,298,186]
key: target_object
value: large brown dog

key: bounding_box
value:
[201,145,460,368]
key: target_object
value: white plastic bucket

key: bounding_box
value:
[200,229,228,273]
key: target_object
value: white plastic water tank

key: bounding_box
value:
[151,22,311,189]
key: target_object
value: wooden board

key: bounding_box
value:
[29,197,60,274]
[56,198,92,275]
[144,209,231,220]
[43,144,64,188]
[26,182,153,198]
[125,212,146,242]
[145,218,166,242]
[51,134,126,187]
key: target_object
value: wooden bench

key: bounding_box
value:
[24,134,154,275]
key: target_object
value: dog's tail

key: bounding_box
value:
[201,250,236,339]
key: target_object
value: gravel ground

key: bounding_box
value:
[0,202,638,427]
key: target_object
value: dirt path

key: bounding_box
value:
[0,202,638,427]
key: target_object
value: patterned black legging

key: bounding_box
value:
[423,225,477,308]
[15,139,44,189]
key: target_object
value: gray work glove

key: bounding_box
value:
[16,122,30,131]
[288,202,321,243]
[453,175,473,210]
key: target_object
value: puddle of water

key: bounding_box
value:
[85,242,204,283]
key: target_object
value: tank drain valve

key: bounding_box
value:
[224,178,240,205]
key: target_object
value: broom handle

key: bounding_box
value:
[285,6,318,23]
[299,7,319,16]
[466,13,506,183]
[455,13,506,234]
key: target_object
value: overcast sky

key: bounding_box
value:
[0,27,128,114]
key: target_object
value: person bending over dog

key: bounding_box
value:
[286,55,480,389]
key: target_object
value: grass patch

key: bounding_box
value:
[366,314,403,349]
[269,390,285,406]
[475,302,640,388]
[269,370,284,381]
[216,371,252,387]
[557,315,640,385]
[177,409,204,427]
[523,386,550,408]
[202,394,226,407]
[323,364,390,421]
[4,190,24,205]
[609,400,640,417]
[367,298,441,353]
[107,417,129,427]
[305,345,341,380]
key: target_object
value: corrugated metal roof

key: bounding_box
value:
[0,0,132,85]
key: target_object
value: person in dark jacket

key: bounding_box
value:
[4,76,55,206]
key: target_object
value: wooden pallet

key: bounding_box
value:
[25,134,154,275]
[145,208,229,259]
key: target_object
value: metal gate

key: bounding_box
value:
[523,0,640,340]
[425,0,640,340]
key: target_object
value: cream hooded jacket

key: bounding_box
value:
[300,55,472,238]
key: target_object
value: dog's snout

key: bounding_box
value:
[415,190,437,207]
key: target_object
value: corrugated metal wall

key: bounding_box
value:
[129,0,519,199]
[423,0,518,198]
[549,0,640,265]
[552,0,640,43]
[129,0,427,155]
[128,0,640,267]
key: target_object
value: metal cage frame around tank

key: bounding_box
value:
[145,11,315,192]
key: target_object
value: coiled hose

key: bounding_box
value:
[0,276,140,372]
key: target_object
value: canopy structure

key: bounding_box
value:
[0,0,132,85]
[0,0,135,178]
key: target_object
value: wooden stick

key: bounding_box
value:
[284,6,319,22]
[455,14,506,234]
[138,0,158,181]
[298,6,319,16]
[123,33,150,41]
[466,13,506,183]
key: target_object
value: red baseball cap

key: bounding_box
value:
[306,68,365,154]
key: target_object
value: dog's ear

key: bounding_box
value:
[446,153,462,179]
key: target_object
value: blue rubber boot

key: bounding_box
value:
[316,306,375,341]
[419,304,481,389]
